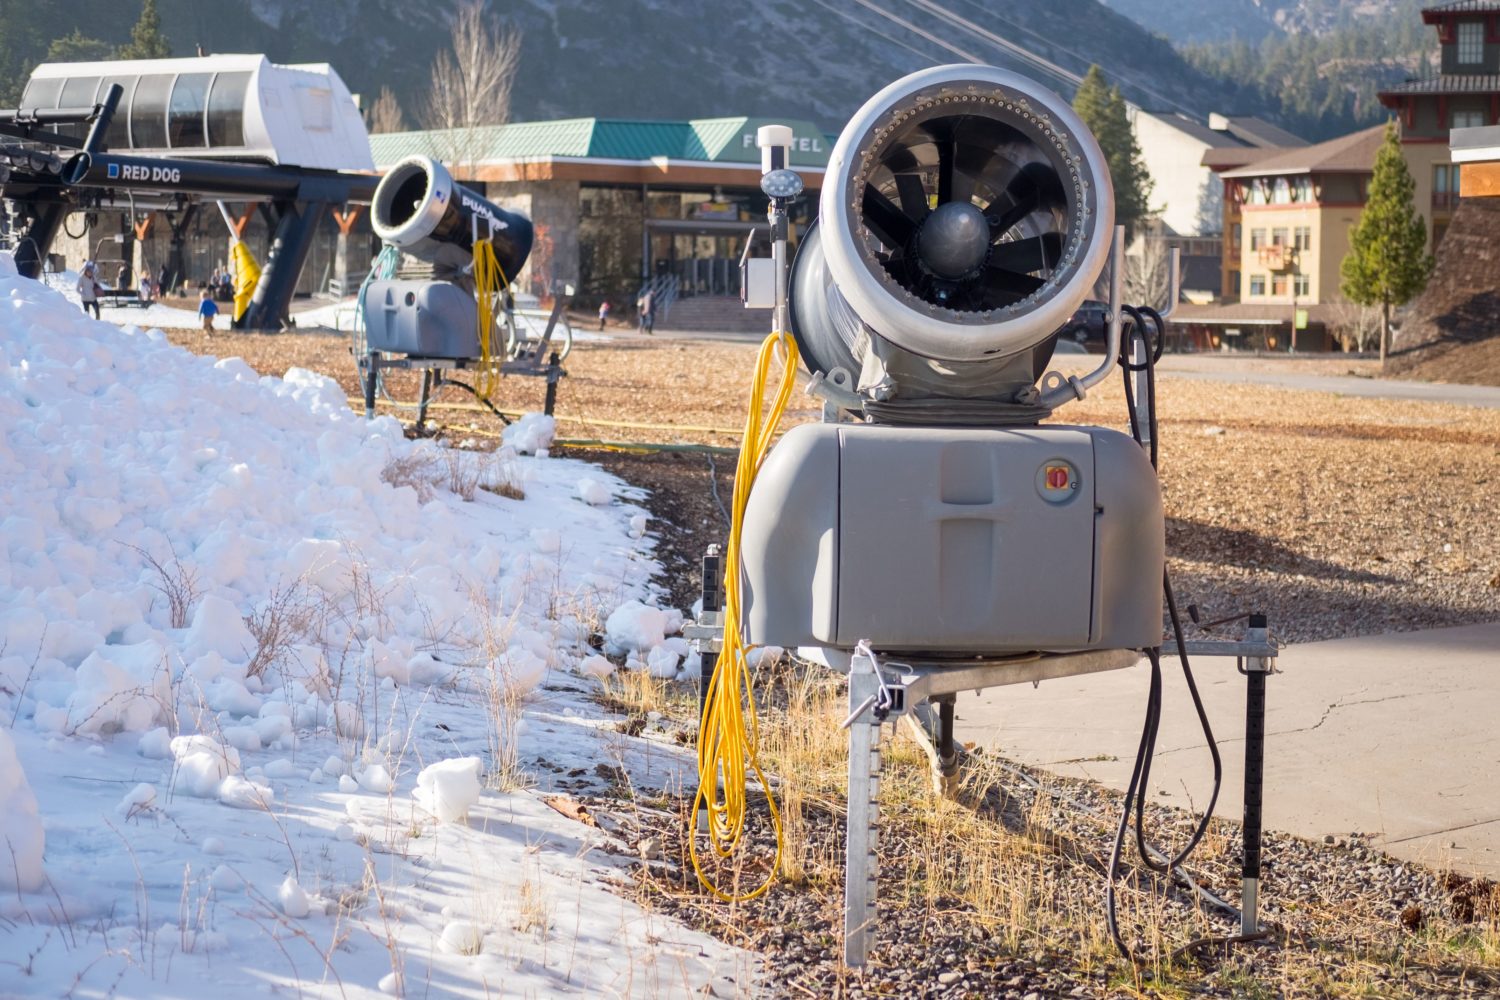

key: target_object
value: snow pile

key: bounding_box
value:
[414,757,483,822]
[0,727,45,891]
[0,257,742,998]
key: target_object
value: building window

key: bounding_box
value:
[1230,269,1241,295]
[1272,274,1288,296]
[1452,109,1487,129]
[1250,228,1265,250]
[1294,226,1311,251]
[1249,274,1266,296]
[1272,177,1292,204]
[1294,273,1310,296]
[1231,223,1242,249]
[1457,21,1484,65]
[1271,227,1289,246]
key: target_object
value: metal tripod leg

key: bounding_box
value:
[844,652,882,969]
[414,368,434,436]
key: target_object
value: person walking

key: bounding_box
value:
[597,299,611,330]
[157,264,169,297]
[637,289,654,335]
[198,288,219,334]
[77,262,101,319]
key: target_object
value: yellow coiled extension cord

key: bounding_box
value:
[691,328,800,902]
[472,239,507,401]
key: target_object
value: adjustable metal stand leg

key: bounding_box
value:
[415,368,434,436]
[844,652,882,969]
[1241,614,1270,936]
[362,351,380,419]
[544,351,562,416]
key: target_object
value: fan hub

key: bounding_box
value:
[917,201,989,280]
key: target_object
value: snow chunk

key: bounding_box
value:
[576,477,612,506]
[357,764,394,793]
[502,412,555,455]
[646,645,682,679]
[0,728,45,891]
[138,726,172,759]
[413,757,483,823]
[577,654,615,679]
[604,600,681,654]
[218,774,274,809]
[67,641,172,735]
[117,782,157,815]
[170,735,241,798]
[279,875,310,918]
[183,595,255,663]
[440,920,484,955]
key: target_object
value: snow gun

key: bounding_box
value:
[359,155,569,432]
[687,65,1285,970]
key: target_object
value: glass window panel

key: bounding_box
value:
[168,73,211,148]
[20,77,64,110]
[130,74,172,148]
[1434,165,1449,193]
[1271,274,1288,295]
[1457,22,1483,65]
[59,76,100,109]
[1249,275,1266,296]
[1271,227,1288,246]
[1294,274,1310,296]
[206,72,250,147]
[1250,228,1265,250]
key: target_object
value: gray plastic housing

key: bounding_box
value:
[740,423,1164,655]
[363,279,479,359]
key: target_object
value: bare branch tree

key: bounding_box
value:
[367,86,406,135]
[1123,230,1171,312]
[422,0,524,170]
[1326,297,1382,353]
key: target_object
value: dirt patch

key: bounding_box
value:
[161,329,1500,642]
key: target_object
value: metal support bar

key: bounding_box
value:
[1240,614,1272,936]
[844,652,882,969]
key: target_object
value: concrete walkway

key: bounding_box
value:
[954,622,1500,877]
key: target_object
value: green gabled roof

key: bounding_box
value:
[369,116,834,169]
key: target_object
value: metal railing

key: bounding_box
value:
[635,273,679,323]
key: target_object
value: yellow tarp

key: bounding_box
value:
[230,240,261,323]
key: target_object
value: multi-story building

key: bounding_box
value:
[1378,0,1500,250]
[1130,110,1305,237]
[1173,125,1386,350]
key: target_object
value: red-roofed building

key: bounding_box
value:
[1378,1,1500,249]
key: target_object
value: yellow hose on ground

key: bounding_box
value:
[691,328,800,902]
[472,239,507,401]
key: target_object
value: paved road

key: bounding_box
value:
[954,621,1500,878]
[1153,358,1500,409]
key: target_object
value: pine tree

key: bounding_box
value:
[46,30,114,63]
[1339,122,1432,363]
[117,0,172,61]
[1073,66,1154,237]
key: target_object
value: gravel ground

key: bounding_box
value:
[584,684,1500,1000]
[162,329,1500,643]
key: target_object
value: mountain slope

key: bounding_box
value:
[8,0,1243,128]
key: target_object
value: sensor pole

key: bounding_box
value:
[755,125,802,337]
[1240,613,1273,937]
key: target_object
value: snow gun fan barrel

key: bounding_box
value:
[371,154,533,278]
[787,64,1117,406]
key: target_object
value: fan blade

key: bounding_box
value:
[985,162,1057,234]
[882,145,921,175]
[861,185,917,248]
[936,137,955,204]
[989,233,1063,274]
[950,144,996,205]
[983,265,1046,298]
[893,174,930,220]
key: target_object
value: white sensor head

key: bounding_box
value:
[757,124,795,173]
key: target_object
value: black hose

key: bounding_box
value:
[1105,303,1227,961]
